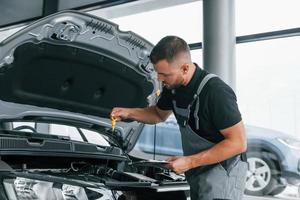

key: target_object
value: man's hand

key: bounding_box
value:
[165,156,193,174]
[110,106,172,124]
[111,107,131,121]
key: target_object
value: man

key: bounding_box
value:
[111,36,247,200]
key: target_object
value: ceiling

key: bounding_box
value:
[0,0,199,29]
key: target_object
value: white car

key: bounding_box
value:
[0,11,188,200]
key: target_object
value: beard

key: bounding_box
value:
[164,84,178,89]
[164,75,185,89]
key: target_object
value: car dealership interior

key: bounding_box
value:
[1,0,300,200]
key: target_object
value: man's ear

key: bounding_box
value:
[181,64,189,74]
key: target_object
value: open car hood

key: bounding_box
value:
[0,11,160,151]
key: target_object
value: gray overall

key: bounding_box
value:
[172,74,247,200]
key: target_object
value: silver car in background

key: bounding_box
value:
[136,115,300,197]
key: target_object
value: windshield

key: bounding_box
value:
[0,120,112,147]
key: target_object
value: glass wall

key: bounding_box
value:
[110,1,202,45]
[236,0,300,35]
[236,37,300,137]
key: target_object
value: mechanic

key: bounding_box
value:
[111,36,248,200]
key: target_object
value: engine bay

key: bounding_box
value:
[0,159,188,200]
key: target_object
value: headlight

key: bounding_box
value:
[3,177,115,200]
[277,138,300,151]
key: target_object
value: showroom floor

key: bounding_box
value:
[186,186,299,200]
[244,195,298,200]
[244,186,299,200]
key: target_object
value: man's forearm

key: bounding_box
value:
[111,106,171,124]
[128,107,164,124]
[188,138,247,169]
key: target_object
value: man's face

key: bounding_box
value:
[154,59,184,89]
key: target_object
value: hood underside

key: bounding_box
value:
[0,42,154,118]
[0,11,159,119]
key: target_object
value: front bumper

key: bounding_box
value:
[282,170,300,185]
[280,149,300,185]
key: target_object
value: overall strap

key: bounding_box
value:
[192,74,217,130]
[171,74,217,127]
[171,95,191,126]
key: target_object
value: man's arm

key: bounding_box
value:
[111,106,172,124]
[166,121,247,174]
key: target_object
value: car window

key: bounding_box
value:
[9,121,111,146]
[12,122,35,130]
[49,124,83,142]
[135,114,183,156]
[80,128,110,146]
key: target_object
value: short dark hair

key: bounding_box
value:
[150,36,190,64]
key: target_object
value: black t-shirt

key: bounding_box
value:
[157,64,242,143]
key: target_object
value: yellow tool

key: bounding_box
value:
[156,89,161,97]
[111,116,117,131]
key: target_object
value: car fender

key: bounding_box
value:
[247,139,285,171]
